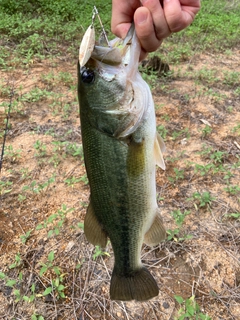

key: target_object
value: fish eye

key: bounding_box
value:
[81,68,95,84]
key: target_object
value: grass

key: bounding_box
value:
[0,0,112,67]
[0,0,240,319]
[159,0,240,63]
[0,0,239,67]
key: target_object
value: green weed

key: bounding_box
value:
[157,125,168,140]
[161,114,170,122]
[92,245,110,261]
[49,153,62,168]
[31,314,44,320]
[52,141,84,159]
[19,167,32,180]
[166,151,186,164]
[223,71,240,87]
[9,253,22,269]
[14,282,37,303]
[232,123,240,135]
[195,67,219,85]
[139,66,158,89]
[39,251,66,299]
[22,175,55,195]
[188,191,215,209]
[64,176,82,187]
[194,163,215,176]
[4,144,21,162]
[223,170,235,183]
[36,204,74,237]
[33,140,47,157]
[174,295,211,320]
[1,267,41,312]
[41,71,55,85]
[210,150,226,164]
[204,88,227,101]
[224,185,240,195]
[172,128,190,141]
[171,209,191,227]
[20,230,32,244]
[167,210,192,242]
[0,82,12,98]
[19,33,45,58]
[168,168,185,184]
[201,125,212,138]
[234,87,240,97]
[21,88,51,103]
[39,251,58,276]
[65,142,84,158]
[80,173,89,185]
[57,71,74,86]
[1,269,33,303]
[167,229,192,242]
[0,180,13,195]
[224,212,240,220]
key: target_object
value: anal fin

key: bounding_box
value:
[144,209,166,246]
[110,267,159,301]
[84,201,108,248]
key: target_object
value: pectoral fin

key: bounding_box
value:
[144,209,166,246]
[154,132,166,170]
[84,200,108,248]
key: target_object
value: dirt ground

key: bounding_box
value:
[0,46,240,319]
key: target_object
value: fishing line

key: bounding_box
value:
[0,88,14,174]
[93,6,110,47]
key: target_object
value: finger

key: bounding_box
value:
[140,49,148,62]
[112,22,132,39]
[164,0,201,32]
[140,0,171,40]
[111,0,140,38]
[134,7,163,53]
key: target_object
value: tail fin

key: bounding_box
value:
[110,267,159,301]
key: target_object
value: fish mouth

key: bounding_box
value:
[79,24,140,70]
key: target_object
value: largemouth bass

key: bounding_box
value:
[78,24,166,301]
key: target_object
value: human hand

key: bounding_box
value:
[111,0,201,60]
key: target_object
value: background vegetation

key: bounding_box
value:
[0,0,239,65]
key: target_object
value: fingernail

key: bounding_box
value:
[135,11,148,25]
